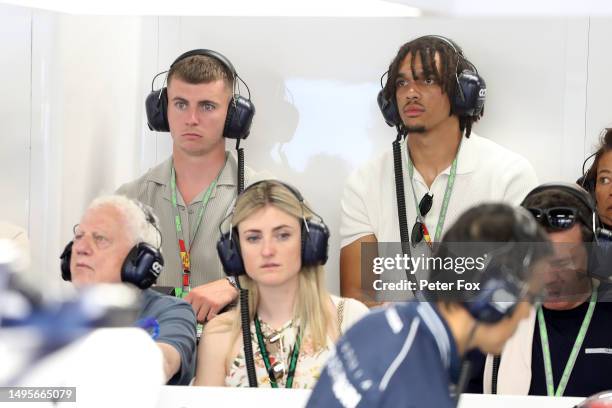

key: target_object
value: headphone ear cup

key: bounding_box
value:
[453,70,486,118]
[223,96,255,140]
[60,241,73,281]
[301,221,330,267]
[217,230,246,276]
[377,90,402,127]
[464,275,520,324]
[145,88,170,132]
[121,243,164,290]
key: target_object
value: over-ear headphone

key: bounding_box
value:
[60,202,164,290]
[521,182,599,242]
[216,180,330,277]
[578,152,598,195]
[377,35,486,128]
[462,207,540,324]
[145,49,255,140]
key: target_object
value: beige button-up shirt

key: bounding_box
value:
[117,152,257,288]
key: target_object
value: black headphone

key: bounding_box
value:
[60,201,164,290]
[377,35,486,128]
[145,49,255,140]
[460,207,541,324]
[578,152,598,195]
[217,180,330,277]
[521,182,599,242]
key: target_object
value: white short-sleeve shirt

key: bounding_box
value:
[340,133,538,248]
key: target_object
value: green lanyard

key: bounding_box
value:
[406,141,460,243]
[170,161,223,291]
[254,315,301,389]
[537,289,597,397]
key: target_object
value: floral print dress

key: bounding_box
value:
[225,318,332,389]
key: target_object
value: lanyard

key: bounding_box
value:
[170,162,223,292]
[405,141,460,245]
[254,315,301,389]
[537,289,597,397]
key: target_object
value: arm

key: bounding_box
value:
[145,294,197,385]
[341,234,383,308]
[184,278,238,323]
[157,342,182,383]
[193,315,234,386]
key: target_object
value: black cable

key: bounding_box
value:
[239,288,257,387]
[236,139,244,194]
[392,128,417,295]
[454,359,472,406]
[491,355,501,394]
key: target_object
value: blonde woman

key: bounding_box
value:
[194,180,368,388]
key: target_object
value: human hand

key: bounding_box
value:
[184,278,238,323]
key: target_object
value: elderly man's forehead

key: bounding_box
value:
[80,204,127,230]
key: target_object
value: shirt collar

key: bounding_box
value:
[148,151,237,204]
[146,151,237,187]
[402,132,478,178]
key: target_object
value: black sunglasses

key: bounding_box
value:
[411,193,433,246]
[526,207,583,231]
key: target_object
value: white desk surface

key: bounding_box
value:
[156,386,586,408]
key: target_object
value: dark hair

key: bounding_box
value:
[382,36,483,137]
[522,189,593,242]
[167,55,233,89]
[583,128,612,193]
[428,203,550,303]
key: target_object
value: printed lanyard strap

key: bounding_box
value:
[406,141,460,244]
[537,289,597,397]
[170,165,219,289]
[254,315,301,389]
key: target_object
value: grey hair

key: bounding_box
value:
[88,195,161,249]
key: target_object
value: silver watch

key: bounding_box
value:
[226,276,239,290]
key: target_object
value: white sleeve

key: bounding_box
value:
[339,168,376,248]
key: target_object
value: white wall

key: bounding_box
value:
[0,4,31,231]
[3,6,612,296]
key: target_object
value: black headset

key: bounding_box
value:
[577,128,612,195]
[145,49,255,140]
[521,182,599,242]
[377,35,487,128]
[462,207,540,324]
[577,152,598,195]
[216,180,330,277]
[60,202,164,290]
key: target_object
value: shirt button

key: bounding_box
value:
[188,209,194,214]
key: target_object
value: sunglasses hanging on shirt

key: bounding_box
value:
[411,193,433,246]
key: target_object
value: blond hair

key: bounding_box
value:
[228,180,335,350]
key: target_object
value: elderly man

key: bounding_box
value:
[484,183,612,397]
[60,195,197,385]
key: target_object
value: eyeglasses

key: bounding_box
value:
[526,207,583,231]
[411,193,433,246]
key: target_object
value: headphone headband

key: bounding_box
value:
[145,49,255,139]
[170,49,237,77]
[60,199,164,289]
[377,34,486,127]
[217,180,329,277]
[521,182,599,244]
